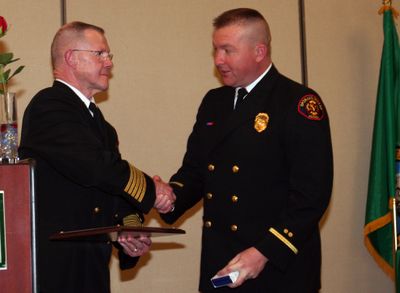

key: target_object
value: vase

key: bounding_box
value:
[0,92,18,163]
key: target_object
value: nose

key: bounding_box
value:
[104,58,113,68]
[214,50,224,66]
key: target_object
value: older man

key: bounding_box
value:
[161,8,333,293]
[19,21,174,293]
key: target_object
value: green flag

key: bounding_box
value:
[364,8,400,285]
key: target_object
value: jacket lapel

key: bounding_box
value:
[53,81,108,144]
[209,65,280,152]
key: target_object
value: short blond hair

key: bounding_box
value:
[51,21,105,69]
[213,8,271,56]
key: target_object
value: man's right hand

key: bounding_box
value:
[153,175,176,213]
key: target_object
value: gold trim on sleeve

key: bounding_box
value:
[123,214,143,227]
[170,181,184,188]
[124,164,146,202]
[268,227,298,254]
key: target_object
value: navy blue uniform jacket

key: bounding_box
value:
[162,66,333,292]
[19,81,156,293]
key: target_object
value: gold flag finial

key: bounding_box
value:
[379,0,399,17]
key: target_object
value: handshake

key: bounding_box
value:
[152,175,176,214]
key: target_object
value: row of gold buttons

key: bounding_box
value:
[208,164,240,173]
[93,207,120,221]
[205,164,240,232]
[204,221,238,232]
[205,192,239,203]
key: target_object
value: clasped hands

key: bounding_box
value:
[118,176,175,257]
[153,175,176,214]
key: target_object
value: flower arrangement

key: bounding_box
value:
[0,16,24,95]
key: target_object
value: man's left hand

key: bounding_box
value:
[118,234,152,257]
[216,247,268,288]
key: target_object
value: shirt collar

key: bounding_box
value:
[243,63,272,94]
[56,79,94,108]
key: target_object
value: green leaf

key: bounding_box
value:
[2,69,10,81]
[8,58,20,65]
[0,53,13,65]
[8,65,24,81]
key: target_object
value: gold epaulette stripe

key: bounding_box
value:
[268,227,298,254]
[170,181,184,188]
[124,164,146,203]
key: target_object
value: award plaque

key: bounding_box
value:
[50,225,185,242]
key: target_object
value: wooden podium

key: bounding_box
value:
[0,160,37,293]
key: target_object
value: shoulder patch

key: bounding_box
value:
[297,94,325,121]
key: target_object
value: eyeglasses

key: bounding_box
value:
[71,49,113,61]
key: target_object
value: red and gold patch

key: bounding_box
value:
[297,94,325,121]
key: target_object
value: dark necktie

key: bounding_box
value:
[235,87,248,110]
[89,102,104,132]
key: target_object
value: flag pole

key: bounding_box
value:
[393,197,398,252]
[298,0,308,86]
[395,146,400,293]
[394,144,398,252]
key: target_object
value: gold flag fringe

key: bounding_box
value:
[364,210,395,280]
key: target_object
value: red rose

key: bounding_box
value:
[0,16,8,37]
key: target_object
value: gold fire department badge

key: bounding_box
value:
[254,113,269,133]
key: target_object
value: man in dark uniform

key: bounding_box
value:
[19,22,174,293]
[161,8,333,292]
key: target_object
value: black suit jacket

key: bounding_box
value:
[162,66,333,292]
[19,81,156,293]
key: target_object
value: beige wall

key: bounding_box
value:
[1,0,395,292]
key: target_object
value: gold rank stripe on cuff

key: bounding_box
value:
[123,214,143,227]
[268,227,298,255]
[124,164,146,202]
[170,181,184,188]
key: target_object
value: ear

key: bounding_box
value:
[64,49,78,68]
[255,44,267,62]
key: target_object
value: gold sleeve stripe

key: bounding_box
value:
[131,165,146,202]
[126,165,138,195]
[124,164,146,202]
[137,173,146,202]
[125,165,134,192]
[123,214,143,227]
[268,227,298,254]
[129,167,141,198]
[170,181,184,188]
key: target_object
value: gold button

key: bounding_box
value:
[94,207,100,213]
[232,165,239,173]
[283,228,289,234]
[204,221,212,228]
[206,193,213,199]
[231,195,238,203]
[288,232,293,237]
[208,164,215,171]
[231,225,238,232]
